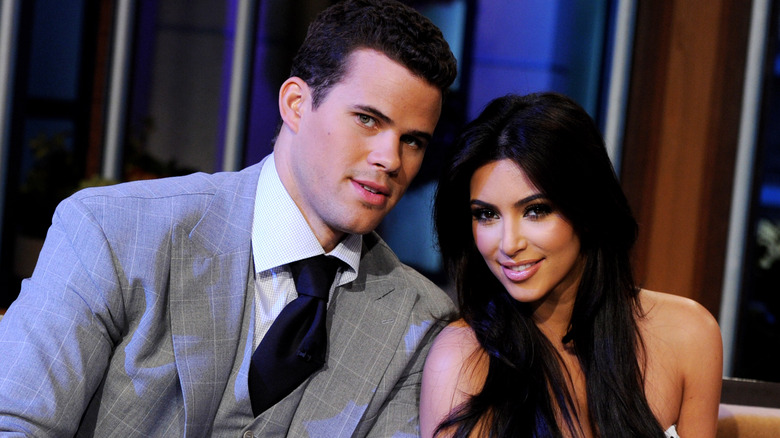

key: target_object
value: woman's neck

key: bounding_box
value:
[532,294,576,345]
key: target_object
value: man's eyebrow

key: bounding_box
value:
[354,104,434,143]
[355,104,391,124]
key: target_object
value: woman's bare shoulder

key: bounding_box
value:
[638,289,722,365]
[425,318,489,394]
[421,318,490,437]
[428,319,483,368]
[638,289,723,429]
[639,289,720,337]
[638,291,723,434]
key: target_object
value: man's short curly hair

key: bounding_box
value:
[290,0,458,108]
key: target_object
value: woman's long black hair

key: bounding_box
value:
[433,93,666,437]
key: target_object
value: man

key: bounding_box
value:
[0,0,457,436]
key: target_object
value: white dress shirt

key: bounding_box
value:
[250,154,362,349]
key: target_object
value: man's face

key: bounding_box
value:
[279,48,443,251]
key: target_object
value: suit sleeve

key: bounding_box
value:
[357,265,454,438]
[0,196,123,436]
[365,317,446,438]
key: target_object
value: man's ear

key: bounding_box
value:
[279,77,309,134]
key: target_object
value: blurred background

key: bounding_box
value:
[0,0,779,384]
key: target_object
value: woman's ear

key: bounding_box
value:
[279,77,308,134]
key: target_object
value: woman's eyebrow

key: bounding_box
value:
[514,193,545,207]
[470,193,545,208]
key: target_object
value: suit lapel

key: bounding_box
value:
[169,164,261,436]
[286,234,419,436]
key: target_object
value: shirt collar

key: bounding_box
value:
[251,154,361,284]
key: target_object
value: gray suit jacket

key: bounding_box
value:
[0,161,454,437]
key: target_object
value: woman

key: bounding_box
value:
[421,93,722,437]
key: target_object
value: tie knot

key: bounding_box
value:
[291,255,341,301]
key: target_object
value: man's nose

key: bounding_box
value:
[367,132,402,174]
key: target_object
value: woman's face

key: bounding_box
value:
[470,159,585,314]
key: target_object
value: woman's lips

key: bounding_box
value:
[502,259,542,282]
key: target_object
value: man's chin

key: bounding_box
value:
[341,218,384,236]
[345,225,380,236]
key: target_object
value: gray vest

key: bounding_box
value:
[210,260,312,438]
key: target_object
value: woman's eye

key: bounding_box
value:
[524,203,553,220]
[357,114,376,127]
[471,208,498,222]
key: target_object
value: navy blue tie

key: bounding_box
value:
[248,255,340,416]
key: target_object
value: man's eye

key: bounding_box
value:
[401,135,423,149]
[357,114,376,127]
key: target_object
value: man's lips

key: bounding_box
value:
[352,179,390,206]
[353,179,389,196]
